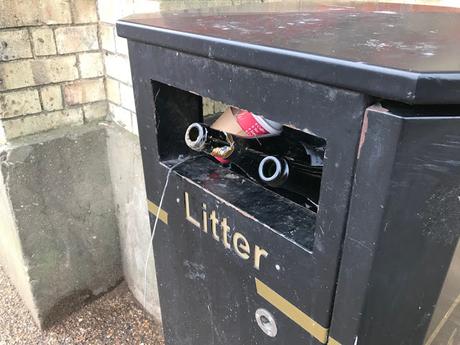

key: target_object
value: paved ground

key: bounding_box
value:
[0,265,165,345]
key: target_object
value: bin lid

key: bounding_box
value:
[117,1,460,105]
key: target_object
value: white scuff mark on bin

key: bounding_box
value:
[184,260,206,280]
[143,155,199,307]
[373,10,397,14]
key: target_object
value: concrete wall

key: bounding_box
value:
[0,162,38,322]
[0,124,122,327]
[106,125,162,321]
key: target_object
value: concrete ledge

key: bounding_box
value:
[106,124,162,323]
[0,123,123,328]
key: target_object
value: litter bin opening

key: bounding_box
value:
[151,83,326,250]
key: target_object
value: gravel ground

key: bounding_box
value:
[0,265,165,345]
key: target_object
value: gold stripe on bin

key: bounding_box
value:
[147,200,168,225]
[328,336,342,345]
[255,278,330,344]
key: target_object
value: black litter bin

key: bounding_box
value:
[117,2,460,345]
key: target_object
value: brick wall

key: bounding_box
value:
[0,0,106,143]
[98,0,141,134]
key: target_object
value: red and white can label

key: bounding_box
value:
[236,110,271,137]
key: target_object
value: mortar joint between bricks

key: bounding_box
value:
[0,51,101,64]
[59,83,66,112]
[96,6,108,105]
[0,22,100,31]
[51,26,58,55]
[36,86,45,112]
[69,0,76,24]
[25,27,35,59]
[75,54,81,79]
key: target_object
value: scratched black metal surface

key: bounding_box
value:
[123,11,460,344]
[330,106,460,345]
[126,37,368,344]
[170,156,317,250]
[118,1,460,104]
[154,173,323,345]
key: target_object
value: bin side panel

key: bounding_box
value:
[330,106,460,345]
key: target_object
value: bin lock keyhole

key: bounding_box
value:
[255,308,277,337]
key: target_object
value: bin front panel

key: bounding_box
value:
[126,38,369,345]
[150,158,331,345]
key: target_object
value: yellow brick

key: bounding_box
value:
[130,108,139,136]
[2,108,83,140]
[106,78,121,104]
[0,60,34,90]
[202,97,214,116]
[104,53,132,85]
[55,25,99,54]
[30,56,79,85]
[0,124,5,144]
[0,89,41,119]
[203,98,228,116]
[31,27,57,56]
[98,0,135,24]
[213,100,227,113]
[0,50,74,91]
[0,29,33,61]
[115,35,129,56]
[71,0,98,24]
[1,0,73,28]
[109,103,130,125]
[132,1,160,13]
[39,0,72,25]
[63,79,106,106]
[100,23,116,53]
[119,83,135,112]
[79,52,104,78]
[83,101,108,122]
[40,85,63,111]
[0,1,40,28]
[109,103,138,135]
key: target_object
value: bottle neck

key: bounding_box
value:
[185,123,235,160]
[258,156,290,187]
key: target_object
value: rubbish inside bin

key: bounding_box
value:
[185,107,324,211]
[207,107,282,163]
[210,107,282,138]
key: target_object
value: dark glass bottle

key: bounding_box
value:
[185,123,323,210]
[258,155,321,210]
